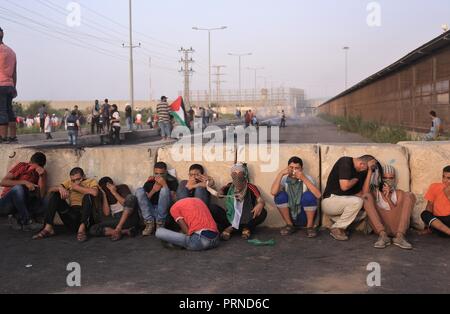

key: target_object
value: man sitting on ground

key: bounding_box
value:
[176,164,215,207]
[135,162,178,236]
[210,164,267,241]
[322,155,377,241]
[421,166,450,237]
[156,198,220,251]
[271,157,322,238]
[0,152,47,231]
[33,167,99,242]
[89,177,140,241]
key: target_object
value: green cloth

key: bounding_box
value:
[225,185,236,224]
[248,239,276,246]
[286,176,303,220]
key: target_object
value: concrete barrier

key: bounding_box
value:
[79,146,160,192]
[237,144,321,228]
[1,141,448,232]
[157,144,236,212]
[398,141,450,230]
[0,146,80,188]
[320,143,410,228]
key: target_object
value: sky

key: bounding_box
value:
[1,0,450,102]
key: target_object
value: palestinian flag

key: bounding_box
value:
[170,96,188,127]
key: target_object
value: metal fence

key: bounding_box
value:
[319,45,450,132]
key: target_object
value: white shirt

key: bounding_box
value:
[112,112,121,127]
[376,190,398,211]
[232,199,244,229]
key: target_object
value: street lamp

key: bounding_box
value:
[193,26,227,109]
[229,52,252,109]
[246,67,264,104]
[343,46,350,90]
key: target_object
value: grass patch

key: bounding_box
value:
[319,114,413,144]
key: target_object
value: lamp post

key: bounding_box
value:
[193,26,227,109]
[228,52,253,109]
[343,46,350,90]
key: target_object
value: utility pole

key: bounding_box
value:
[122,0,140,120]
[179,47,195,109]
[212,65,226,107]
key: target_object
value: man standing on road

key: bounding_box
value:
[280,110,286,128]
[0,26,18,144]
[157,96,172,141]
[102,99,111,133]
[38,104,46,134]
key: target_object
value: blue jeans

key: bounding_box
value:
[156,227,220,251]
[126,117,133,131]
[176,181,210,207]
[135,187,172,223]
[68,130,78,146]
[159,121,171,138]
[275,191,317,227]
[0,185,45,224]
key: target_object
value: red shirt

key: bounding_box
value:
[0,44,16,87]
[1,163,40,197]
[170,198,218,236]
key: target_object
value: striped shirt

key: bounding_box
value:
[157,102,171,122]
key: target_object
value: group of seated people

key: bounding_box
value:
[0,152,449,252]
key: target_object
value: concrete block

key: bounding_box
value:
[320,144,410,229]
[79,146,160,192]
[157,144,236,209]
[237,144,321,228]
[398,141,450,230]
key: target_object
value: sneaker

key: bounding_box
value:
[142,220,155,236]
[330,228,349,241]
[393,234,413,250]
[22,220,44,232]
[374,233,391,249]
[156,221,165,230]
[306,227,318,238]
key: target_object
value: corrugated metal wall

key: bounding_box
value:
[319,46,450,132]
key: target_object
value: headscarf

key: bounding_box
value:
[382,164,397,190]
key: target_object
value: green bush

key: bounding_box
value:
[319,114,412,144]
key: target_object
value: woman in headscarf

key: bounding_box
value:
[363,164,416,250]
[210,164,267,240]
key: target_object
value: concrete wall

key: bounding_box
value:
[320,144,410,229]
[1,142,449,231]
[236,144,320,228]
[398,141,450,229]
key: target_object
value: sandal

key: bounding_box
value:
[32,229,55,240]
[221,227,233,241]
[77,232,88,243]
[241,228,252,240]
[280,225,296,236]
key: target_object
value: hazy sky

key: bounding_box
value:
[1,0,449,101]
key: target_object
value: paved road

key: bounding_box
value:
[1,220,448,294]
[265,116,371,144]
[14,116,371,149]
